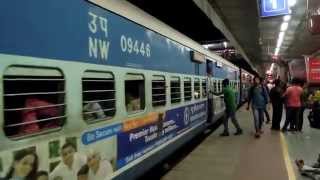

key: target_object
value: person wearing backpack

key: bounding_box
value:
[247,76,269,138]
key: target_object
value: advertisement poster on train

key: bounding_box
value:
[116,101,207,168]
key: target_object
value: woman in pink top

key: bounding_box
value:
[282,78,303,132]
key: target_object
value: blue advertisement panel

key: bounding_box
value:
[116,101,207,168]
[0,0,205,75]
[260,0,289,17]
[213,63,238,80]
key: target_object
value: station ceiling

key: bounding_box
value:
[127,0,320,74]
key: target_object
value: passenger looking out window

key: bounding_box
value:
[194,79,200,99]
[4,71,65,137]
[125,74,145,113]
[126,92,141,112]
[20,97,59,134]
[82,72,115,122]
[83,102,106,121]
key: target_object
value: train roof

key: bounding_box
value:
[89,0,238,70]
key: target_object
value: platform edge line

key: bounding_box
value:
[280,133,297,180]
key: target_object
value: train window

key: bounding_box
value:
[216,80,219,93]
[194,78,200,99]
[218,80,222,93]
[125,74,145,114]
[170,77,181,104]
[152,75,166,107]
[184,77,192,101]
[202,79,207,98]
[3,66,65,138]
[82,71,115,123]
[213,80,217,93]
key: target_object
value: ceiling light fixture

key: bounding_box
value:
[274,48,280,56]
[223,41,228,48]
[283,15,291,22]
[288,0,297,7]
[280,22,289,31]
[276,40,282,48]
[279,31,285,40]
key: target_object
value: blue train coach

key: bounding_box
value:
[0,0,250,179]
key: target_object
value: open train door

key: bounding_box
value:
[206,60,214,123]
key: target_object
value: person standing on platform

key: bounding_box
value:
[247,76,269,138]
[282,78,303,132]
[298,81,308,132]
[270,79,284,130]
[220,78,243,136]
[262,80,271,124]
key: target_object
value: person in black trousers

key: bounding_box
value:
[263,81,271,124]
[298,82,308,132]
[270,79,283,130]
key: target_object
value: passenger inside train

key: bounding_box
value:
[83,102,106,121]
[125,79,144,113]
[4,75,65,137]
[20,97,59,134]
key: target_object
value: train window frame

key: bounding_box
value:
[170,76,181,104]
[82,71,116,124]
[3,66,66,139]
[216,79,220,93]
[201,79,207,98]
[125,74,146,115]
[194,78,200,99]
[184,77,192,102]
[152,75,166,107]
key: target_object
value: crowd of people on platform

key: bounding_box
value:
[219,76,320,138]
[218,76,320,179]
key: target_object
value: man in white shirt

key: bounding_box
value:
[50,142,87,180]
[87,150,113,180]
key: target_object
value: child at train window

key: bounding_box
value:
[126,93,141,112]
[20,97,59,135]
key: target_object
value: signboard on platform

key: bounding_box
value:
[307,57,320,83]
[260,0,290,17]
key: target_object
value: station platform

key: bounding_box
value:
[161,107,320,180]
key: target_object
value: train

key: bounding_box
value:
[0,0,254,180]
